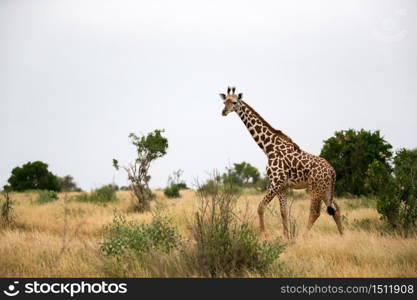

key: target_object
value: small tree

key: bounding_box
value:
[6,161,61,192]
[320,129,393,196]
[113,130,168,212]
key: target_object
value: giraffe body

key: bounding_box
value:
[219,87,343,238]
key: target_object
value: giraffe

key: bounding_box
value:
[219,87,343,239]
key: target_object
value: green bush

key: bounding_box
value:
[100,213,179,257]
[368,149,417,235]
[72,184,117,204]
[187,178,284,277]
[320,129,393,196]
[164,184,180,198]
[163,170,187,198]
[34,190,59,204]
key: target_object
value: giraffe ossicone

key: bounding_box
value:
[219,87,343,239]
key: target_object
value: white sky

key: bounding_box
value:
[1,0,416,190]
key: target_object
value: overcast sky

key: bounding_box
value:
[1,0,416,190]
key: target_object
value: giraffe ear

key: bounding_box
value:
[237,93,243,100]
[219,93,226,100]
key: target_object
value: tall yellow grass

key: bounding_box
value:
[0,190,416,277]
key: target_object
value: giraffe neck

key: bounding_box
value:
[235,100,298,158]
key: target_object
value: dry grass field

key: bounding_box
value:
[1,189,416,277]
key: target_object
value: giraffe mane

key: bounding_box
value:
[241,100,300,150]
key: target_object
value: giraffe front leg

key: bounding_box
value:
[257,187,276,239]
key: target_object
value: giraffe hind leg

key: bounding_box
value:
[303,196,322,237]
[323,180,343,235]
[331,201,344,235]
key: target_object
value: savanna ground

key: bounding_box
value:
[1,189,416,277]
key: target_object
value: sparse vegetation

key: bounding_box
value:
[1,189,417,277]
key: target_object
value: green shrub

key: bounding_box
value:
[164,184,181,198]
[186,178,284,277]
[72,184,117,204]
[100,213,179,257]
[368,149,417,235]
[164,170,187,198]
[34,190,59,204]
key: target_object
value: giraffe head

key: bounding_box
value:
[219,86,243,116]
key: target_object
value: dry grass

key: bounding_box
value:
[1,189,416,277]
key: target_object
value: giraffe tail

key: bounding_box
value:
[326,172,336,216]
